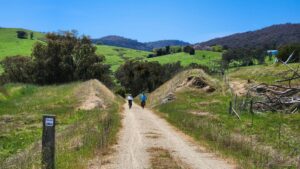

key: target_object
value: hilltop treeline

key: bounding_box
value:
[148,45,195,58]
[0,32,112,86]
[222,43,300,67]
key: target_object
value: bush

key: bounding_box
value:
[147,54,156,58]
[0,56,34,83]
[212,45,223,52]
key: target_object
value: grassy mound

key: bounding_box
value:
[0,80,122,169]
[148,69,219,107]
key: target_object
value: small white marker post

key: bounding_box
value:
[42,115,56,169]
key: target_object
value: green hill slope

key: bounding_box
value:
[96,45,222,72]
[0,28,44,59]
[96,45,151,71]
[146,50,221,67]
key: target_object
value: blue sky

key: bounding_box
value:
[0,0,299,43]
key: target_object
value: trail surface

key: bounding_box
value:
[94,103,234,169]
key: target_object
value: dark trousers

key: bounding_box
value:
[141,101,146,108]
[128,100,132,108]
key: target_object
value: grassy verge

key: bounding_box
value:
[154,89,300,168]
[0,82,122,169]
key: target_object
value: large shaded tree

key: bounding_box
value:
[1,31,112,86]
[115,61,182,96]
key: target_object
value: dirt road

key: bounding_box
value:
[95,103,234,169]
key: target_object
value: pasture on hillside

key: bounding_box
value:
[0,28,44,59]
[96,45,151,71]
[96,45,222,72]
[147,50,221,68]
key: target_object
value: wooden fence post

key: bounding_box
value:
[229,101,232,115]
[42,115,56,169]
[250,99,254,126]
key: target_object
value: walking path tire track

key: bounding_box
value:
[93,103,234,169]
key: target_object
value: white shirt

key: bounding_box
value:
[127,96,133,100]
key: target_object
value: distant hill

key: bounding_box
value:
[92,35,190,51]
[195,23,300,49]
[92,35,151,51]
[145,40,190,49]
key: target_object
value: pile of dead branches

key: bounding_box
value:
[248,83,300,113]
[245,53,300,113]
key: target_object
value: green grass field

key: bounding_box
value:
[146,50,221,67]
[96,45,222,72]
[0,82,122,168]
[0,28,44,60]
[96,45,151,71]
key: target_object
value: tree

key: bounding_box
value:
[165,46,170,54]
[31,32,112,86]
[115,61,182,96]
[183,46,195,55]
[277,43,300,63]
[30,32,34,39]
[16,31,28,39]
[2,31,113,87]
[222,47,266,67]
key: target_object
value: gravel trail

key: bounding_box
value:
[95,103,234,169]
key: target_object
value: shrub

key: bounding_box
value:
[0,56,34,83]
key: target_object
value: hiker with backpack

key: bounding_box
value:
[140,92,147,109]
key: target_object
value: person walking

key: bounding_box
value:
[140,92,147,109]
[127,94,133,109]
